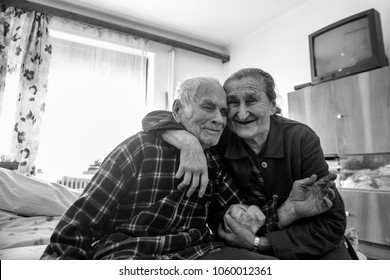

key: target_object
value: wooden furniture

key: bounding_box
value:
[288,66,390,156]
[338,188,390,260]
[288,66,390,259]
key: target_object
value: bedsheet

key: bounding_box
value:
[0,167,80,260]
[0,210,61,259]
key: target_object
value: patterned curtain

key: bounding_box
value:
[0,6,52,175]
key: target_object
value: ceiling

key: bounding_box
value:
[31,0,311,48]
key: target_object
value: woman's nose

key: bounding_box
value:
[237,105,249,120]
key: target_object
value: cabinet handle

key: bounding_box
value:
[345,211,350,216]
[336,114,344,119]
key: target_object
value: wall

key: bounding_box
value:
[148,43,224,111]
[223,0,390,117]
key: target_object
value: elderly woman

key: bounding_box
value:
[142,68,350,260]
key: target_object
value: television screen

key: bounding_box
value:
[314,17,371,77]
[309,9,388,84]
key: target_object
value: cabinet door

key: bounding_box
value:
[333,67,390,154]
[288,83,338,155]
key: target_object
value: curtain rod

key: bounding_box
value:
[5,0,230,63]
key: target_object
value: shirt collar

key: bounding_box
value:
[225,115,284,160]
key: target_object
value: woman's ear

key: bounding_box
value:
[270,100,277,115]
[172,100,182,123]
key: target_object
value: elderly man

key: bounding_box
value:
[41,77,335,260]
[142,69,348,260]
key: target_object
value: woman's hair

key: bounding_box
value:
[223,68,281,114]
[175,76,221,116]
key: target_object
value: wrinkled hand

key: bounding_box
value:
[225,204,265,234]
[287,173,337,219]
[218,214,255,250]
[176,140,208,197]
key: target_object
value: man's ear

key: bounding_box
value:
[172,99,182,123]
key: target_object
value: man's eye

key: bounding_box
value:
[202,105,214,111]
[220,108,228,116]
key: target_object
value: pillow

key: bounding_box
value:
[0,167,80,216]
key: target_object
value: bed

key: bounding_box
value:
[0,167,365,260]
[0,167,81,260]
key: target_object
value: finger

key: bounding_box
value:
[218,223,230,239]
[325,187,335,200]
[322,197,333,210]
[223,217,232,233]
[302,174,317,186]
[187,173,200,197]
[320,181,335,194]
[177,172,191,191]
[175,166,184,179]
[198,173,209,198]
[327,173,337,181]
[317,173,337,187]
[224,213,241,233]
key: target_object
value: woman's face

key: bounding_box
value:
[225,76,276,141]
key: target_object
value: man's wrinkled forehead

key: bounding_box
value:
[197,81,222,94]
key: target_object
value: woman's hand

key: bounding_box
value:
[287,173,336,217]
[225,204,265,234]
[160,130,208,197]
[277,173,337,228]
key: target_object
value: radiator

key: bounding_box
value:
[58,176,90,189]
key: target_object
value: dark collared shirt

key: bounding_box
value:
[143,112,347,259]
[40,132,245,260]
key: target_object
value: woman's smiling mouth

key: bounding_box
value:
[234,119,256,125]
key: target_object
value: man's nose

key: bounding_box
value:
[212,110,226,126]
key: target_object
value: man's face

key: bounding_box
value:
[179,82,228,149]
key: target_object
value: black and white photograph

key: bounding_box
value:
[1,0,389,279]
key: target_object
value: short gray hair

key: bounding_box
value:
[175,77,221,116]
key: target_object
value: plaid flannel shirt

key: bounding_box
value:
[41,132,248,260]
[142,112,280,235]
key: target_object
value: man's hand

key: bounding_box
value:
[277,173,337,228]
[218,214,271,252]
[218,214,256,250]
[175,137,208,197]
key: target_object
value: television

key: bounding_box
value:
[309,9,388,85]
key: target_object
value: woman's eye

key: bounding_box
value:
[227,100,238,106]
[247,98,257,104]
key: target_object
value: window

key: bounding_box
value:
[33,24,152,180]
[1,15,152,180]
[0,73,19,161]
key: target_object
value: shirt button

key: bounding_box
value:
[261,162,267,168]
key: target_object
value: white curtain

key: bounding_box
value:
[0,6,52,176]
[34,17,150,179]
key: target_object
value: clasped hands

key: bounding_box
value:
[174,139,337,249]
[218,173,337,249]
